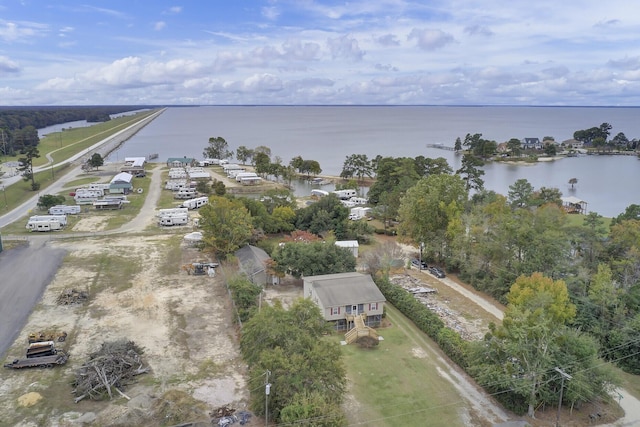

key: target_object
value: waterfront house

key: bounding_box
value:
[522,137,543,150]
[303,272,385,330]
[166,157,198,168]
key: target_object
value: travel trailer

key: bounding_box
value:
[156,207,189,218]
[174,189,197,199]
[158,214,189,226]
[26,219,62,232]
[181,196,209,210]
[333,189,357,200]
[29,214,67,226]
[48,205,81,215]
[311,189,329,197]
[235,172,258,182]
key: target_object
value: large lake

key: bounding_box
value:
[106,106,640,217]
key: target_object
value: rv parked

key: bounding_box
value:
[156,207,189,218]
[26,219,62,232]
[174,189,197,199]
[311,189,329,198]
[49,205,81,215]
[88,183,110,191]
[180,196,209,210]
[333,189,357,200]
[29,215,67,226]
[75,188,104,198]
[235,172,258,182]
[158,214,189,226]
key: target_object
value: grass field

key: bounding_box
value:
[337,305,475,427]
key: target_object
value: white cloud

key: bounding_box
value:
[164,6,182,14]
[0,56,20,74]
[327,35,365,61]
[154,21,166,31]
[0,20,48,42]
[408,28,455,50]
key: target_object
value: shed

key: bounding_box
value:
[109,172,133,194]
[235,245,280,286]
[303,272,385,330]
[335,240,359,257]
[561,196,587,214]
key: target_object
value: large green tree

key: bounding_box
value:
[468,273,613,417]
[398,174,467,262]
[272,241,356,278]
[203,136,233,160]
[456,153,485,191]
[295,194,348,237]
[199,196,253,257]
[17,146,40,190]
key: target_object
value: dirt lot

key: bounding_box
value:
[0,165,303,427]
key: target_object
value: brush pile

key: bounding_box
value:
[72,339,149,403]
[56,288,89,305]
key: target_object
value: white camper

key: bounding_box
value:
[158,214,189,226]
[156,207,189,218]
[235,172,258,182]
[311,189,329,197]
[174,189,197,199]
[333,189,357,200]
[29,214,67,226]
[75,188,104,198]
[49,205,81,215]
[26,219,62,232]
[181,196,209,210]
[88,183,110,191]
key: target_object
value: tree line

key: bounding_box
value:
[0,106,143,155]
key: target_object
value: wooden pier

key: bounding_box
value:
[426,143,455,151]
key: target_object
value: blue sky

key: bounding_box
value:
[1,1,639,106]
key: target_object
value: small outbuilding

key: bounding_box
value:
[561,196,587,214]
[235,245,280,286]
[335,240,359,258]
[109,172,134,194]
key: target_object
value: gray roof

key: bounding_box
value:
[306,272,386,307]
[235,245,270,276]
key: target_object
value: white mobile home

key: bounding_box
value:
[49,205,81,215]
[235,172,258,182]
[174,189,197,199]
[158,214,189,226]
[333,189,357,200]
[88,183,110,191]
[75,195,99,205]
[156,207,189,218]
[26,219,62,232]
[181,196,209,210]
[29,214,67,226]
[311,189,329,197]
[188,171,211,180]
[75,188,104,198]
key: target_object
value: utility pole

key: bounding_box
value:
[419,242,425,270]
[555,367,572,427]
[265,370,271,426]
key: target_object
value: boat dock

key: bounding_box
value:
[426,143,455,151]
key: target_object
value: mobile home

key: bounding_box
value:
[174,189,197,199]
[333,189,357,200]
[156,207,189,218]
[158,214,189,226]
[26,219,62,232]
[181,196,209,210]
[29,214,67,226]
[49,205,81,215]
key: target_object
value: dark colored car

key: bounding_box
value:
[411,259,428,270]
[429,266,446,278]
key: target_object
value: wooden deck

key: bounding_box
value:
[345,313,378,344]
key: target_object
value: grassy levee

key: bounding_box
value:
[337,304,469,427]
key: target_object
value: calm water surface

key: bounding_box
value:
[107,106,640,217]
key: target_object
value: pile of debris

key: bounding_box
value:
[57,288,89,305]
[390,274,483,341]
[72,339,149,403]
[210,406,252,426]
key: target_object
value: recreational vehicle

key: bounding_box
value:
[48,205,81,215]
[235,172,258,182]
[311,189,329,197]
[181,197,209,210]
[74,188,104,198]
[29,214,67,226]
[174,189,197,199]
[26,219,62,232]
[333,189,357,200]
[158,214,189,226]
[156,207,189,218]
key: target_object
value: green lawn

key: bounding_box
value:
[337,305,470,427]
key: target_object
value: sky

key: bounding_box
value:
[1,1,640,106]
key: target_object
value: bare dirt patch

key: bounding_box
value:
[71,216,110,232]
[0,235,259,426]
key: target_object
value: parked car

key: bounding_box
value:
[429,266,446,278]
[411,259,428,270]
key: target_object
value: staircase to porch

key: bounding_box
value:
[344,313,378,344]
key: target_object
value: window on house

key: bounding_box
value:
[331,307,340,315]
[369,302,378,311]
